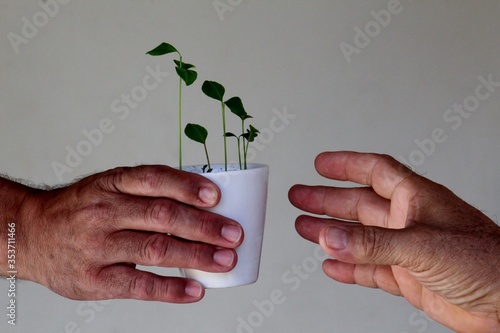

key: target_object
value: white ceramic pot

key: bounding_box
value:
[180,163,269,288]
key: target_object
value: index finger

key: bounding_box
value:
[314,152,415,200]
[95,165,221,208]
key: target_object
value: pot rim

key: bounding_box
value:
[181,163,268,174]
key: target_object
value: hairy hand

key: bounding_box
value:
[289,151,500,333]
[15,165,243,303]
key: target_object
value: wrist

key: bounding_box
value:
[0,177,37,277]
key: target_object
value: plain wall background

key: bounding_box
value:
[1,1,499,332]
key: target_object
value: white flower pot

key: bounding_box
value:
[180,163,269,288]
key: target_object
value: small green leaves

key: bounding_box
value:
[148,40,260,172]
[146,42,179,56]
[147,41,198,169]
[202,80,228,170]
[225,97,252,121]
[176,67,198,86]
[185,123,212,173]
[173,60,195,69]
[147,43,198,86]
[246,125,260,142]
[174,60,198,86]
[184,123,208,144]
[202,81,225,101]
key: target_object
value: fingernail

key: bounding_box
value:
[213,249,235,267]
[185,281,203,298]
[221,224,242,244]
[199,186,218,205]
[326,227,348,250]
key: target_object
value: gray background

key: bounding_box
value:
[1,1,499,332]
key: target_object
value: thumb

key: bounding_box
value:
[318,224,430,268]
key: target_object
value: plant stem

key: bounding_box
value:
[237,137,242,169]
[221,101,228,171]
[244,140,250,169]
[203,142,211,172]
[178,55,183,170]
[241,120,246,170]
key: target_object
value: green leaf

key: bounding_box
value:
[184,123,208,144]
[246,125,260,142]
[146,42,179,56]
[225,97,252,121]
[174,60,196,70]
[225,132,238,138]
[202,81,225,101]
[176,67,198,86]
[249,125,259,132]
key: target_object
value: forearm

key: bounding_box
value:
[0,176,32,277]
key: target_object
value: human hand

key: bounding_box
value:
[289,151,500,333]
[14,165,243,303]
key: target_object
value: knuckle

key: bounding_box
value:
[80,204,116,246]
[374,153,399,171]
[129,274,183,302]
[138,169,164,193]
[76,204,113,249]
[179,243,216,271]
[358,227,393,264]
[168,206,220,241]
[378,153,396,163]
[141,234,170,265]
[86,202,113,223]
[189,244,211,266]
[145,199,179,229]
[191,211,220,238]
[359,227,379,260]
[129,274,157,300]
[97,166,129,192]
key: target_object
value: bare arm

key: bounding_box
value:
[0,176,31,277]
[0,165,243,303]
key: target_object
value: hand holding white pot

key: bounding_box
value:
[1,165,244,303]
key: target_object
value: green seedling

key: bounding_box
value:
[201,80,228,171]
[147,41,259,173]
[243,125,260,169]
[146,42,198,170]
[224,97,259,169]
[184,123,212,173]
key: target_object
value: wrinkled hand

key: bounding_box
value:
[15,165,243,303]
[289,151,500,333]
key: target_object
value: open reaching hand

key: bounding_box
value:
[289,151,500,333]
